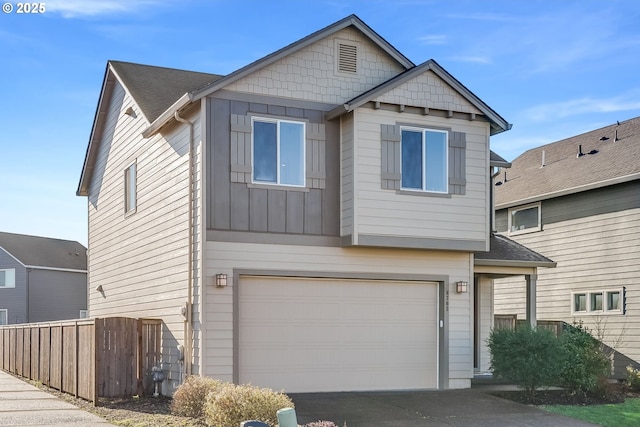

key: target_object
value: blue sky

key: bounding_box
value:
[1,0,639,246]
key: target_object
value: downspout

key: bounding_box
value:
[174,110,194,379]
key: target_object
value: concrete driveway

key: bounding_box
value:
[290,389,598,426]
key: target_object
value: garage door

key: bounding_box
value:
[238,276,439,393]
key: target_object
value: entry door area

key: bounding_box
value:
[238,276,439,393]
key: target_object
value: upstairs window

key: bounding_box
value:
[124,161,137,214]
[509,203,541,234]
[253,118,305,187]
[401,128,448,193]
[572,289,624,315]
[0,269,15,288]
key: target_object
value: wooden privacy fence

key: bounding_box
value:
[493,315,565,337]
[0,317,162,404]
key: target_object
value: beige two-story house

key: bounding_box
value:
[77,15,552,394]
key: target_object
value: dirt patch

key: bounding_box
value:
[25,378,205,427]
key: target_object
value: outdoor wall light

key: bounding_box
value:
[215,273,228,288]
[455,281,468,294]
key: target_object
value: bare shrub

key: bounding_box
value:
[171,375,224,419]
[204,383,294,427]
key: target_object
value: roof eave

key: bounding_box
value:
[77,65,115,197]
[141,93,192,138]
[490,159,512,168]
[474,259,557,268]
[496,172,640,210]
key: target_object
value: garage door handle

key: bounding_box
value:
[440,320,444,327]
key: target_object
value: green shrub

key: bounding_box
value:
[487,325,562,396]
[204,383,294,427]
[558,324,610,396]
[171,375,224,419]
[627,365,640,391]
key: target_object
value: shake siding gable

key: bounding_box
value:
[86,78,202,391]
[224,27,405,104]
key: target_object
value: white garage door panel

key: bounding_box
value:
[239,276,438,393]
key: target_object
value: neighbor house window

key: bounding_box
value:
[401,127,448,193]
[252,118,305,186]
[572,289,624,315]
[508,203,541,234]
[0,269,15,288]
[0,309,6,325]
[124,161,137,214]
[79,310,88,319]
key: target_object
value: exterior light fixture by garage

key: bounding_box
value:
[215,273,228,288]
[455,281,468,294]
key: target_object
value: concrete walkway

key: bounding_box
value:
[0,370,113,426]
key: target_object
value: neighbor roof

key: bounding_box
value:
[474,234,556,268]
[0,232,87,271]
[495,116,640,208]
[110,61,223,123]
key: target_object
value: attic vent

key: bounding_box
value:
[338,43,358,73]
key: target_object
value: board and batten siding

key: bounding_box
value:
[224,27,405,105]
[86,79,204,393]
[351,108,490,248]
[0,249,27,324]
[494,200,640,369]
[207,96,340,238]
[203,242,474,389]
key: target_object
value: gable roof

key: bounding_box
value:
[495,116,640,208]
[142,14,415,137]
[474,234,556,268]
[76,62,222,196]
[325,59,512,135]
[490,150,511,168]
[0,232,87,272]
[110,61,223,123]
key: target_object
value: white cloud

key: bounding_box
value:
[524,95,640,122]
[417,34,447,45]
[448,56,492,64]
[46,0,170,17]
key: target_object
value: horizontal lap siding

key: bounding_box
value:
[355,109,489,242]
[494,207,640,365]
[204,242,473,387]
[87,81,203,392]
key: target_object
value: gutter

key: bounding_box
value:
[174,110,195,379]
[142,93,192,138]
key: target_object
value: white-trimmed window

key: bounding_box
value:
[401,127,448,193]
[508,202,541,234]
[252,118,305,187]
[124,161,137,214]
[79,310,88,319]
[0,309,7,325]
[572,289,624,315]
[0,269,15,288]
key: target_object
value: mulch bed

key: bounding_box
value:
[491,383,640,406]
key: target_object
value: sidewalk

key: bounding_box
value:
[0,369,113,426]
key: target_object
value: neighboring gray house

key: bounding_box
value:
[77,15,551,394]
[493,116,640,374]
[0,231,87,325]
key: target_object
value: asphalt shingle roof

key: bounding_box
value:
[0,232,87,271]
[495,116,640,207]
[475,234,555,266]
[109,61,224,123]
